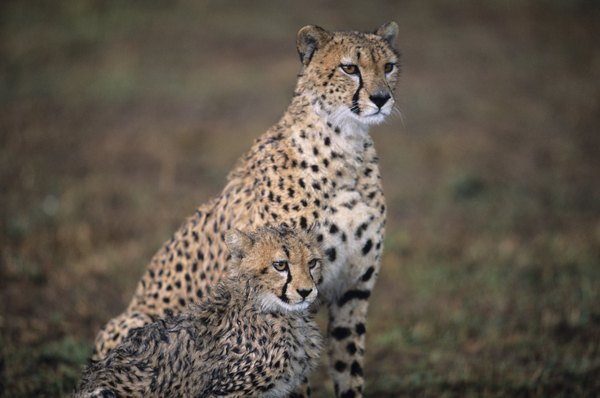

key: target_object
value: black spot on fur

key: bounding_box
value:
[362,239,373,255]
[334,361,347,372]
[347,342,357,355]
[338,290,371,306]
[355,223,368,239]
[350,361,363,376]
[300,216,308,230]
[325,247,337,262]
[341,390,357,398]
[331,327,352,340]
[361,266,375,282]
[355,323,366,335]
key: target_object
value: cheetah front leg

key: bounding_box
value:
[326,267,378,398]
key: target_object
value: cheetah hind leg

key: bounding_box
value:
[92,310,154,360]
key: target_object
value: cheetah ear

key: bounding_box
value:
[375,22,399,46]
[225,229,254,258]
[297,25,333,66]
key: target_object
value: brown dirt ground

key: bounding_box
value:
[1,1,599,397]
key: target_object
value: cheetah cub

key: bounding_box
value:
[75,226,323,398]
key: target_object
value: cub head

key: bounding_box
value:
[225,225,322,313]
[296,22,400,127]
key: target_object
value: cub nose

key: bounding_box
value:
[297,288,313,299]
[369,94,391,109]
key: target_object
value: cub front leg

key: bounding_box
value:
[327,267,378,398]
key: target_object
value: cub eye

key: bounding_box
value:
[340,64,359,75]
[272,260,288,272]
[308,259,320,270]
[384,63,395,73]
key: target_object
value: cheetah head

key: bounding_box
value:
[225,225,322,313]
[296,22,400,128]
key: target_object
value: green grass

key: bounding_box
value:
[1,1,599,396]
[3,337,92,397]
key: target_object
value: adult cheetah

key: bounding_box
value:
[94,22,400,398]
[76,226,322,398]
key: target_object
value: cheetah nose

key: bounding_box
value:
[369,94,391,109]
[297,288,313,299]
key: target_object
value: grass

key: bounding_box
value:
[1,1,599,396]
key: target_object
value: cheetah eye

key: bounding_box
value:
[308,258,320,270]
[272,260,288,272]
[340,64,359,75]
[384,63,395,74]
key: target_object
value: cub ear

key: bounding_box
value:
[297,25,333,66]
[305,221,322,245]
[225,229,254,258]
[306,221,321,237]
[375,21,399,46]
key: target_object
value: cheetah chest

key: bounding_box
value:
[318,175,385,302]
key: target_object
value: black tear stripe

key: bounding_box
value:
[279,268,292,303]
[351,72,363,115]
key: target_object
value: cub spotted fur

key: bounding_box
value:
[77,226,322,398]
[94,22,400,398]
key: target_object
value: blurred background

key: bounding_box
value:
[1,1,599,396]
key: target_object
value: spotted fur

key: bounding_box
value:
[76,226,323,398]
[94,22,400,398]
